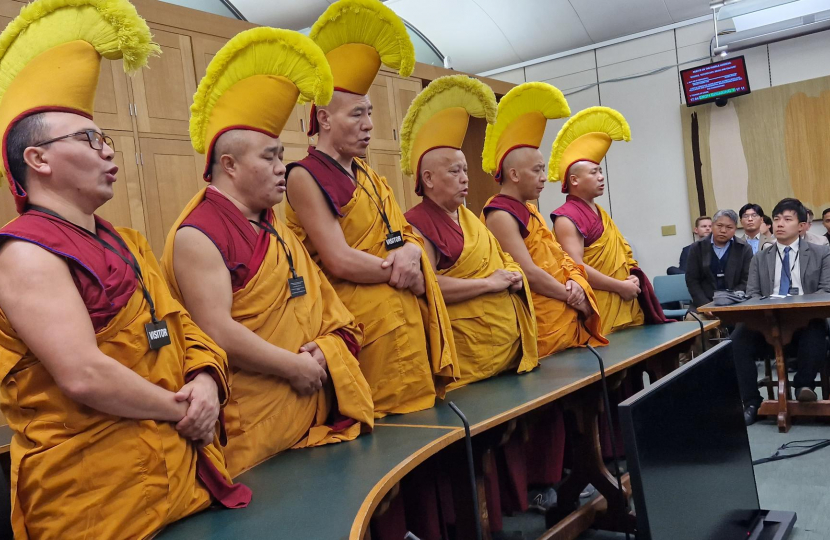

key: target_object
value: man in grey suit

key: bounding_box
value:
[732,198,830,425]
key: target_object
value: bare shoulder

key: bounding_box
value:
[485,208,520,234]
[173,227,224,267]
[0,239,68,281]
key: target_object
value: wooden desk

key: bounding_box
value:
[700,292,830,432]
[157,322,714,540]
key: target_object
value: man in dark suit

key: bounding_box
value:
[732,198,830,425]
[822,207,830,244]
[667,215,712,275]
[685,209,752,309]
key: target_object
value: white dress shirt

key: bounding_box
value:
[773,238,802,296]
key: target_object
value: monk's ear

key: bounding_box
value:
[421,170,433,190]
[317,107,331,132]
[219,153,236,176]
[23,146,49,177]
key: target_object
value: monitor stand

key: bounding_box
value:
[748,510,797,540]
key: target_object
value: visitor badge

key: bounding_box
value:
[385,230,404,250]
[289,276,307,298]
[145,320,171,350]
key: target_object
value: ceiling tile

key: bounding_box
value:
[387,0,522,73]
[233,0,331,30]
[473,0,593,61]
[569,0,673,42]
[663,0,711,22]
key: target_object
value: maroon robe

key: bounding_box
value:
[482,194,531,239]
[286,146,357,216]
[404,197,464,270]
[551,194,604,247]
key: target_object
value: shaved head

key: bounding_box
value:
[315,90,373,160]
[566,160,604,200]
[211,129,251,175]
[499,146,546,202]
[419,147,468,211]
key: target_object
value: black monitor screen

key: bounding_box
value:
[680,56,751,106]
[620,342,761,540]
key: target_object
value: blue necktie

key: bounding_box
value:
[780,246,791,295]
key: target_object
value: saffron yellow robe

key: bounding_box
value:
[439,205,538,389]
[483,198,607,356]
[287,158,458,417]
[583,204,644,335]
[162,189,374,477]
[0,228,232,540]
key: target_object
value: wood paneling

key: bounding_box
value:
[132,29,197,136]
[461,117,497,217]
[138,137,203,253]
[367,150,416,212]
[367,75,399,152]
[94,60,135,132]
[96,133,146,235]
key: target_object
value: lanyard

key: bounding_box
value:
[27,205,160,324]
[777,245,799,279]
[249,217,299,280]
[316,150,396,236]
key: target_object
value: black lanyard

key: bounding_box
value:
[27,205,160,324]
[249,216,299,280]
[316,150,396,236]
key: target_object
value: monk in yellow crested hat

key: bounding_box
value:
[550,107,669,335]
[160,27,374,477]
[286,0,459,417]
[479,83,607,521]
[0,0,251,537]
[401,74,539,391]
[482,83,606,356]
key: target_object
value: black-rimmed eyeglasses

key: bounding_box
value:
[34,130,114,151]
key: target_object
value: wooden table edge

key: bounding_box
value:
[349,428,465,540]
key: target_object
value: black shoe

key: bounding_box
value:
[796,387,817,402]
[744,403,760,426]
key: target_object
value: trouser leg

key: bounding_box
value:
[792,319,829,390]
[729,323,766,405]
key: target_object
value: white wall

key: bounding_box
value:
[488,25,830,277]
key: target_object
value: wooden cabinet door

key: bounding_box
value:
[94,59,134,132]
[191,34,226,83]
[391,77,421,134]
[96,132,147,235]
[281,103,313,147]
[367,150,417,213]
[131,29,197,136]
[366,75,400,152]
[138,137,204,253]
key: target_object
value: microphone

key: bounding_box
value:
[586,344,632,540]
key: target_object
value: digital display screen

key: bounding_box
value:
[680,56,751,107]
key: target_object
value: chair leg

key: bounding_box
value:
[820,359,830,401]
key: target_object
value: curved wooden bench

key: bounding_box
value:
[158,321,715,540]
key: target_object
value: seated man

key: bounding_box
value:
[738,203,769,255]
[401,75,538,389]
[0,1,249,537]
[286,0,458,416]
[804,207,829,246]
[685,209,752,310]
[481,82,606,356]
[161,29,374,476]
[731,198,830,425]
[823,208,830,244]
[550,107,668,335]
[667,215,712,275]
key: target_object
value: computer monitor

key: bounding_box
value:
[619,341,762,540]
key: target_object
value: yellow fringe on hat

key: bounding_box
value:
[309,0,415,80]
[0,0,159,101]
[399,74,496,176]
[189,27,333,154]
[482,82,570,175]
[547,106,630,182]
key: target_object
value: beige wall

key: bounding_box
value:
[488,24,830,277]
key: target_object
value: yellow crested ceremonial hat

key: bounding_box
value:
[548,106,630,193]
[189,27,332,179]
[399,75,496,195]
[482,82,570,181]
[0,0,158,213]
[306,0,414,135]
